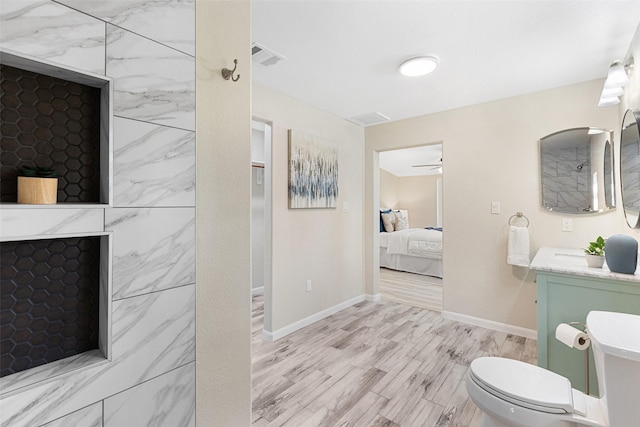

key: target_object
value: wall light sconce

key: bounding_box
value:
[598,60,630,107]
[597,96,620,107]
[625,56,635,78]
[604,61,629,88]
[399,56,439,77]
[601,86,624,98]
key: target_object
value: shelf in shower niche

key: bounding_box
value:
[0,48,113,206]
[0,350,109,398]
[0,232,112,397]
[0,202,107,209]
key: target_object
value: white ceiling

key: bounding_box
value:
[252,1,640,125]
[379,144,442,177]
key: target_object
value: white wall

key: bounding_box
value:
[252,165,266,291]
[196,0,252,424]
[252,83,365,333]
[366,78,623,331]
[252,125,266,291]
[252,126,266,163]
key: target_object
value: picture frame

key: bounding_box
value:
[288,129,338,209]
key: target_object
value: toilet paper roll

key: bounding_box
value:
[555,323,590,350]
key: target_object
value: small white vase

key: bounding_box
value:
[585,254,605,268]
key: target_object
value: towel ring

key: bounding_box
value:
[509,212,529,227]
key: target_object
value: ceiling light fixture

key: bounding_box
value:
[399,56,439,77]
[598,60,630,107]
[598,96,620,107]
[604,60,629,88]
[601,86,624,98]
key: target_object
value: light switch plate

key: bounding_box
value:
[562,218,573,232]
[491,201,501,214]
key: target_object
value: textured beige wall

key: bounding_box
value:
[253,83,365,332]
[379,168,399,209]
[366,79,623,330]
[398,174,441,228]
[195,0,251,424]
[379,171,440,228]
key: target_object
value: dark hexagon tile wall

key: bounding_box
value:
[0,64,101,203]
[0,237,100,377]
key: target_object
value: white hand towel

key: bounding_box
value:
[507,225,530,267]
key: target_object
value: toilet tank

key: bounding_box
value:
[587,311,640,427]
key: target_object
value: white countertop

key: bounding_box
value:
[530,246,640,283]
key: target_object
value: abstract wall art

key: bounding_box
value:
[288,130,338,208]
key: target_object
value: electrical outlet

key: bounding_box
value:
[562,218,573,232]
[306,280,312,292]
[491,201,501,214]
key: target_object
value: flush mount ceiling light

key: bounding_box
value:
[399,56,439,77]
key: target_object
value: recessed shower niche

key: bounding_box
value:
[0,232,112,397]
[0,49,113,397]
[0,48,112,206]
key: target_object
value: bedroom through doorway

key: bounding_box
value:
[377,144,443,311]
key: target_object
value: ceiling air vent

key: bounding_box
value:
[252,42,286,67]
[348,112,390,127]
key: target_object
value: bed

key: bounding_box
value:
[379,209,443,278]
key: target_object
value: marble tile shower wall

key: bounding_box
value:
[620,134,640,209]
[1,1,196,426]
[541,145,590,213]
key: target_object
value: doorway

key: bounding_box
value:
[377,144,443,311]
[251,119,272,334]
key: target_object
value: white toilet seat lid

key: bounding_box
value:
[469,357,574,414]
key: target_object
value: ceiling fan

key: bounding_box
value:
[412,158,442,170]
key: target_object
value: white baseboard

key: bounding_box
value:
[252,286,264,296]
[365,293,381,302]
[442,310,537,340]
[263,294,366,342]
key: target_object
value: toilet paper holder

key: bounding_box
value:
[556,321,591,395]
[566,321,590,349]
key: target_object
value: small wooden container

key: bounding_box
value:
[17,176,58,204]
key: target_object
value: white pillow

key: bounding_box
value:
[394,211,408,230]
[381,212,395,232]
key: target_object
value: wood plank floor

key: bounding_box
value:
[379,268,443,312]
[252,294,537,426]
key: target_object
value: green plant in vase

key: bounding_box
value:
[584,236,605,268]
[19,166,59,178]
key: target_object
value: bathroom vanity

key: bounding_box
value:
[531,247,640,395]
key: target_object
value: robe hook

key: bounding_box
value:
[222,59,240,82]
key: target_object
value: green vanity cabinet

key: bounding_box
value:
[532,248,640,396]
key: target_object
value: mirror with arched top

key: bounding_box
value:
[620,109,640,228]
[540,127,615,214]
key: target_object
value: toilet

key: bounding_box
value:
[465,311,640,427]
